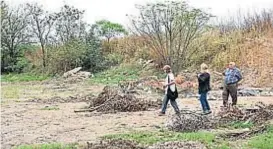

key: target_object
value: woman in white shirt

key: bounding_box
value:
[159,65,180,116]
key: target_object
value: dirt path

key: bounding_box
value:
[1,96,273,149]
[1,101,164,149]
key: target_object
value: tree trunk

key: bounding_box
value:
[41,44,46,68]
[107,37,111,53]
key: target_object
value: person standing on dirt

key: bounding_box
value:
[197,63,212,115]
[222,62,242,107]
[158,65,180,116]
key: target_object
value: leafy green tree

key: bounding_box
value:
[94,20,127,43]
[46,40,87,74]
[46,37,105,74]
[1,1,31,73]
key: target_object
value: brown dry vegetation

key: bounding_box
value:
[104,10,273,87]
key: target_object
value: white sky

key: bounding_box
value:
[5,0,273,27]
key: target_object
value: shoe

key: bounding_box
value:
[207,110,212,114]
[175,112,181,115]
[202,110,212,115]
[158,112,165,116]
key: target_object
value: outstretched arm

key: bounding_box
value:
[222,72,225,76]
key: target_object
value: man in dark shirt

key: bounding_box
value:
[222,62,242,107]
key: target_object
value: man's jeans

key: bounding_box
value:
[161,95,180,114]
[199,92,210,111]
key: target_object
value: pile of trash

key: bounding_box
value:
[85,139,145,149]
[63,67,93,83]
[75,86,161,113]
[148,141,207,149]
[166,111,213,132]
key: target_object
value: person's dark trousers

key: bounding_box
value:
[161,95,180,114]
[199,92,210,112]
[222,83,238,106]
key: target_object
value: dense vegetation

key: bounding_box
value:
[1,0,273,85]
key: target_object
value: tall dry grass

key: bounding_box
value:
[103,9,273,87]
[210,9,273,87]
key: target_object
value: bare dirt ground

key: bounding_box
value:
[1,81,273,149]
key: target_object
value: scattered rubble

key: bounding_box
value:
[238,88,261,96]
[147,141,207,149]
[238,88,273,97]
[118,76,163,93]
[63,67,93,83]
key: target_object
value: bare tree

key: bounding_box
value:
[1,1,31,71]
[54,5,86,44]
[26,3,57,68]
[128,0,212,73]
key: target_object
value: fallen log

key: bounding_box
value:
[218,125,266,139]
[245,108,259,112]
[74,108,94,113]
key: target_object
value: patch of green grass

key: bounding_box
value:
[228,121,255,129]
[217,145,231,149]
[211,141,232,149]
[41,106,60,111]
[13,143,77,149]
[246,125,273,149]
[1,73,50,82]
[102,130,215,145]
[90,64,142,84]
[1,85,20,99]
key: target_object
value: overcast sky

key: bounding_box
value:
[5,0,273,26]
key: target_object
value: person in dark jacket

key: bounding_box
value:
[197,63,212,115]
